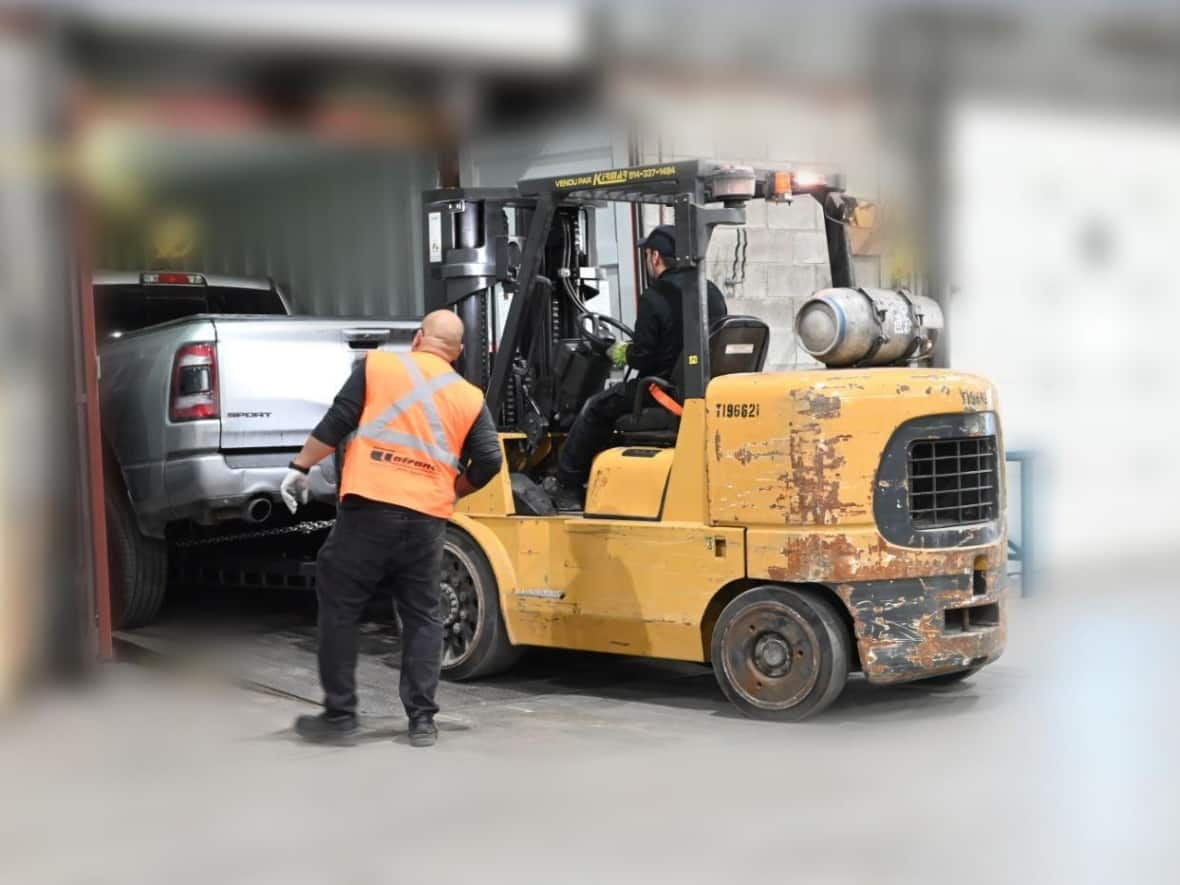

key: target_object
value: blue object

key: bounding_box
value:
[1005,449,1037,597]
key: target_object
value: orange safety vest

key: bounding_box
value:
[340,351,486,519]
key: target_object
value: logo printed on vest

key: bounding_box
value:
[370,447,436,474]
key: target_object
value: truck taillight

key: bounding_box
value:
[144,272,205,285]
[169,342,218,422]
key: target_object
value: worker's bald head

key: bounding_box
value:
[413,309,464,362]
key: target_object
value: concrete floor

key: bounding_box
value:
[4,566,1177,884]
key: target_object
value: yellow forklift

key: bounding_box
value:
[420,160,1006,720]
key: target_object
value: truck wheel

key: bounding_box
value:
[711,586,850,721]
[439,527,519,680]
[105,481,167,629]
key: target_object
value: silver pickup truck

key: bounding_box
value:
[97,271,415,626]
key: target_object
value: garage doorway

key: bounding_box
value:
[947,102,1180,572]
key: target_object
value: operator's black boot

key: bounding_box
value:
[553,485,584,512]
[543,476,584,512]
[295,711,359,746]
[546,480,583,512]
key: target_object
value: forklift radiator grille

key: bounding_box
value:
[907,436,998,528]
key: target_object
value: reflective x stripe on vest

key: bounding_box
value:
[354,353,463,469]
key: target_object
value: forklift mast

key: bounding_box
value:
[423,160,849,437]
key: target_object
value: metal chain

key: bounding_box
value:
[174,519,336,549]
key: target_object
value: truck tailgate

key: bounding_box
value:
[213,317,418,450]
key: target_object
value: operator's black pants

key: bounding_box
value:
[315,497,446,720]
[557,379,645,488]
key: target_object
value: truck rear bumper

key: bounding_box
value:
[835,567,1008,684]
[124,452,339,538]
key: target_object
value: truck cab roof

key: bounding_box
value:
[93,271,292,338]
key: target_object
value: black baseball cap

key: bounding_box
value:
[636,224,676,258]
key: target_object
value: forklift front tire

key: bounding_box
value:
[439,526,520,681]
[711,586,851,721]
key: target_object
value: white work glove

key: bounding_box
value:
[280,467,310,514]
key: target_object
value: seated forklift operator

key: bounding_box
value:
[551,224,727,510]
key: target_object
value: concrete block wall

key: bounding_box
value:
[635,91,885,371]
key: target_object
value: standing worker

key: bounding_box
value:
[550,224,727,510]
[280,310,502,748]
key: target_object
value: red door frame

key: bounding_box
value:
[76,203,113,659]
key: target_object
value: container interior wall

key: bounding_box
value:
[97,147,439,320]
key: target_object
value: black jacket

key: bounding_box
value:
[627,268,728,381]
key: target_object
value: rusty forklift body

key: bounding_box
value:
[424,160,1006,719]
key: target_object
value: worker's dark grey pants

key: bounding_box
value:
[557,380,643,488]
[315,500,446,720]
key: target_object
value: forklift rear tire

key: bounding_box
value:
[711,585,850,721]
[105,479,167,629]
[439,527,520,681]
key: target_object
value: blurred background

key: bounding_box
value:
[2,0,1179,727]
[4,2,1180,882]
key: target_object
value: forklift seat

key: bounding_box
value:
[708,315,771,377]
[614,315,770,444]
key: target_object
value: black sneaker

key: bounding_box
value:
[295,711,359,746]
[408,716,438,748]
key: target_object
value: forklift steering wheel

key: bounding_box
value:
[581,313,634,349]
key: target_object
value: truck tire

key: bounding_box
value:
[439,526,520,681]
[105,480,167,629]
[711,585,850,721]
